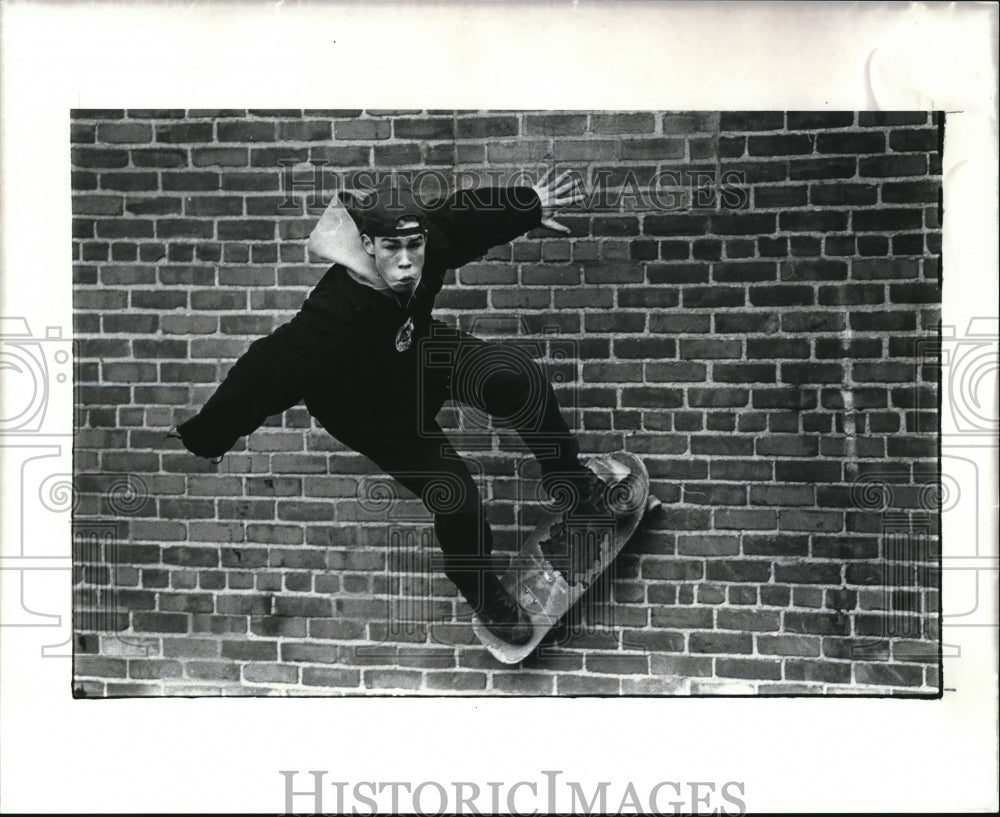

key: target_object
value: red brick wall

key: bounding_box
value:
[72,109,942,696]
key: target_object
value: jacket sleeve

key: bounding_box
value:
[426,186,542,271]
[174,323,312,459]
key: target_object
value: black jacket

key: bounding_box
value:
[175,186,542,458]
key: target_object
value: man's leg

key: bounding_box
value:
[304,397,530,641]
[436,328,592,497]
[438,328,626,586]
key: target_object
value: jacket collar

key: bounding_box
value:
[333,264,427,313]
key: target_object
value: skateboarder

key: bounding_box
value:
[170,168,621,645]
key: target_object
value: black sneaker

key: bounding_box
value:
[476,577,533,646]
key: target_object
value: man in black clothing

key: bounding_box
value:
[171,169,611,645]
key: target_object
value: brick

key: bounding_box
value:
[242,663,299,684]
[583,362,642,383]
[858,112,928,127]
[710,213,775,235]
[889,128,938,152]
[302,667,361,688]
[853,208,924,231]
[754,185,807,209]
[72,123,96,143]
[154,122,214,143]
[426,671,488,692]
[788,156,856,180]
[492,672,553,694]
[816,338,882,359]
[682,287,744,309]
[713,363,776,383]
[816,132,885,153]
[889,282,940,304]
[131,148,188,168]
[781,211,851,232]
[617,287,678,308]
[192,147,249,167]
[859,154,927,177]
[613,337,675,358]
[220,639,278,661]
[704,557,773,581]
[748,134,812,155]
[772,457,840,482]
[712,261,776,282]
[280,642,340,664]
[650,607,713,629]
[717,658,782,680]
[456,116,518,138]
[748,485,814,506]
[689,632,752,654]
[162,546,219,567]
[850,311,917,332]
[621,138,685,160]
[524,113,588,136]
[786,112,854,129]
[642,558,703,580]
[132,612,189,633]
[784,659,852,684]
[720,112,783,131]
[552,139,617,161]
[619,628,686,652]
[185,661,241,682]
[73,148,130,168]
[780,362,845,383]
[774,561,843,583]
[128,659,183,680]
[217,219,275,240]
[644,214,709,236]
[555,675,621,695]
[273,596,332,617]
[686,388,747,407]
[660,112,714,133]
[853,362,918,383]
[161,171,220,191]
[590,112,656,134]
[784,611,851,636]
[393,117,454,139]
[73,195,124,216]
[748,285,815,308]
[882,180,939,204]
[158,590,215,613]
[156,219,214,239]
[585,654,649,674]
[215,171,276,192]
[855,662,925,687]
[76,657,128,678]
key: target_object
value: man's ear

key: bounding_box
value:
[360,233,375,257]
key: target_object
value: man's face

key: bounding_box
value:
[361,219,426,295]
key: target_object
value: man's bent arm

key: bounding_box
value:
[427,186,542,271]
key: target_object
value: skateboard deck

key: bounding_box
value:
[472,452,659,664]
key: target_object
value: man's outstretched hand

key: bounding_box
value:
[531,167,584,234]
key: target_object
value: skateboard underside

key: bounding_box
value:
[472,452,658,664]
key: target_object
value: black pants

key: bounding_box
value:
[303,324,585,609]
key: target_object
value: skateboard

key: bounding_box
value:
[472,452,659,664]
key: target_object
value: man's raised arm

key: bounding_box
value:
[427,168,583,270]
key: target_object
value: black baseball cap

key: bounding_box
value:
[344,175,428,237]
